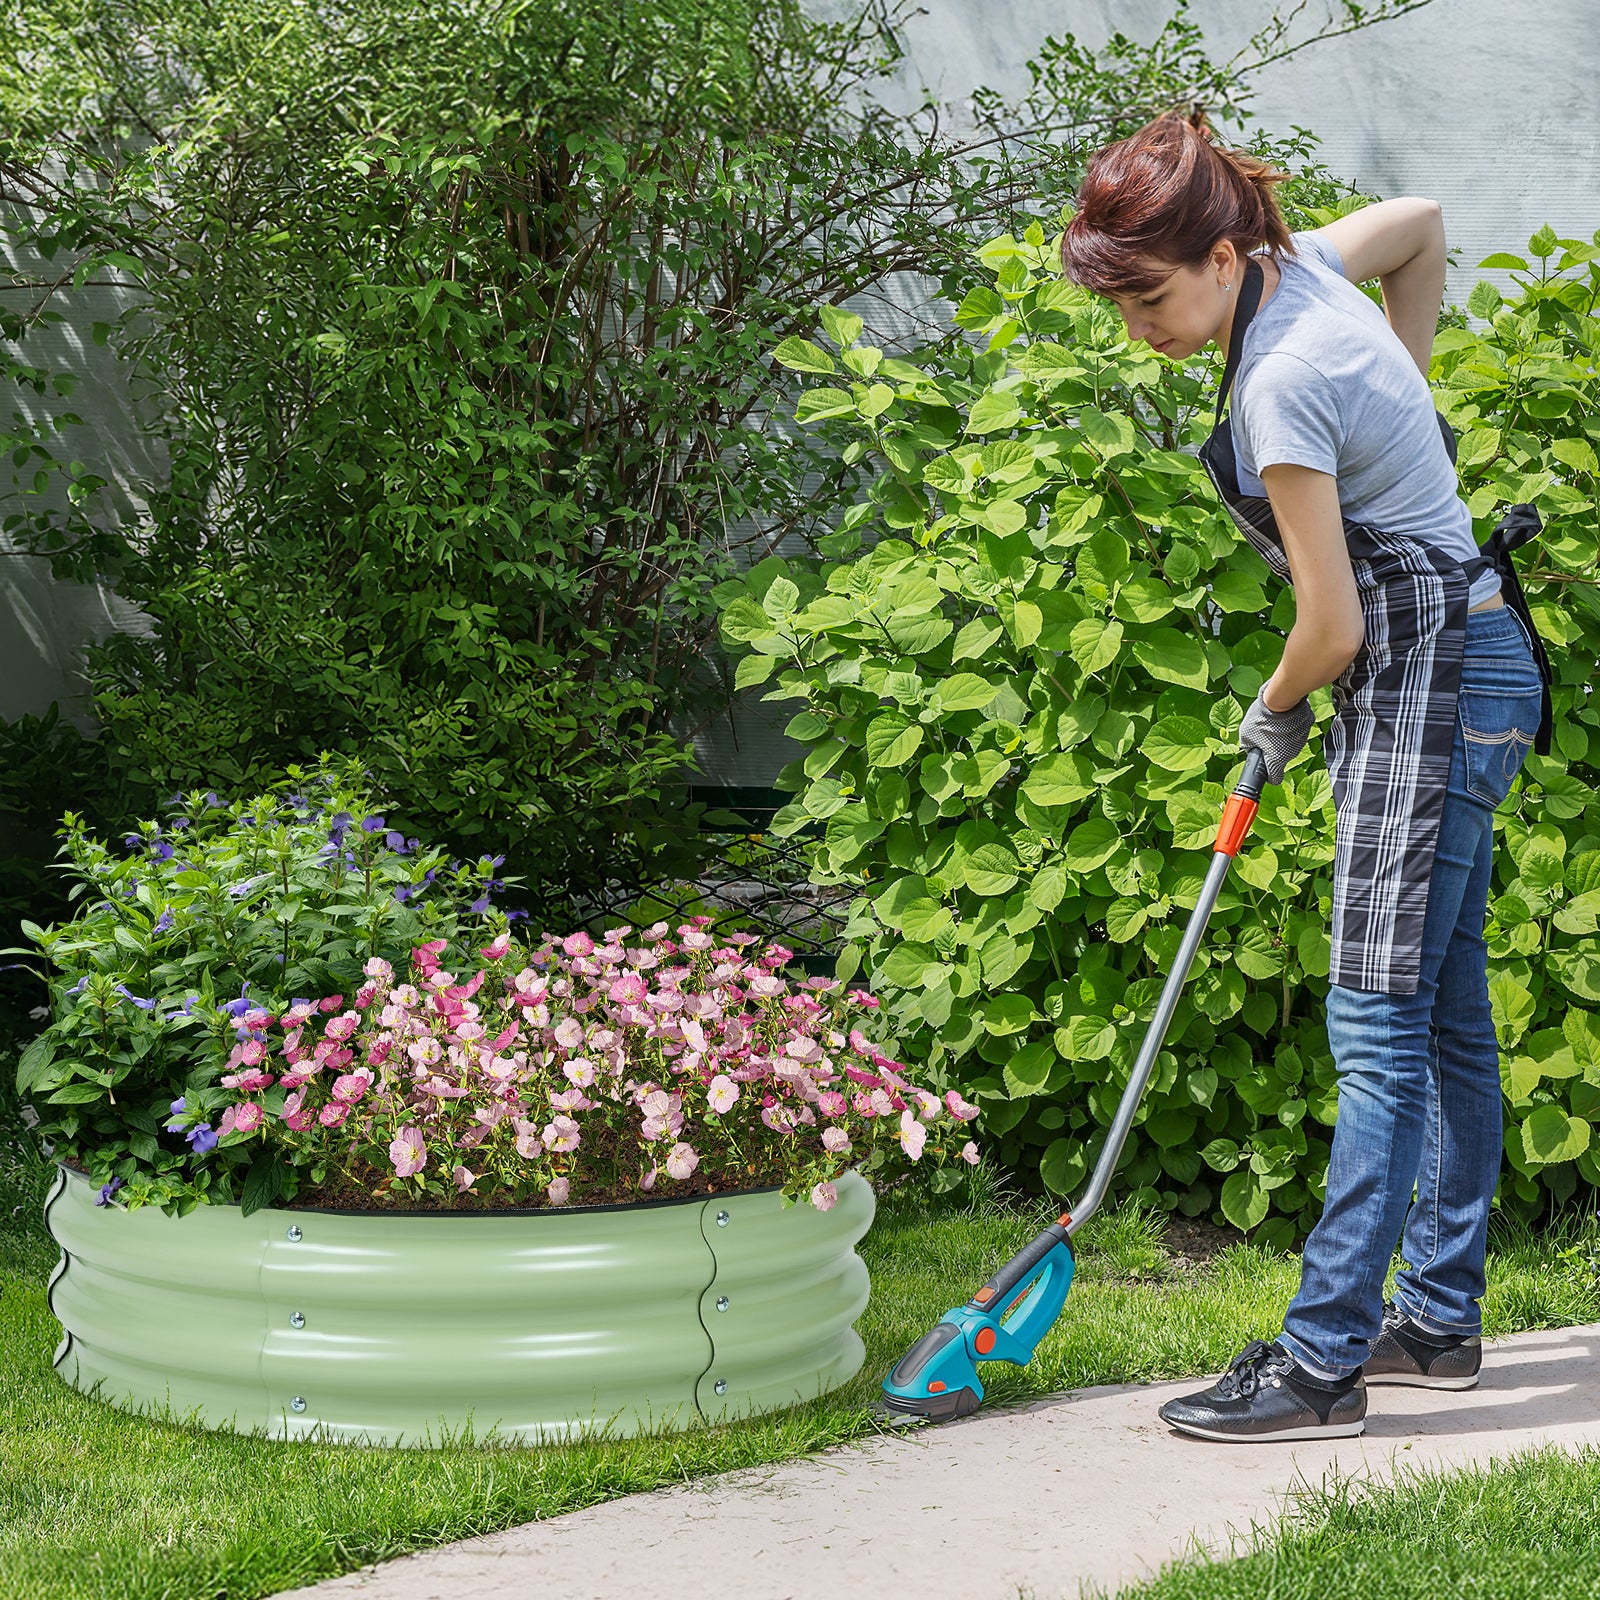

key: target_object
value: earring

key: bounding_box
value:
[1223,282,1233,291]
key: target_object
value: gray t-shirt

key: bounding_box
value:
[1232,229,1498,607]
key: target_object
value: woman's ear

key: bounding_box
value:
[1210,239,1238,287]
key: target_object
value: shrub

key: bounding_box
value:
[714,223,1600,1242]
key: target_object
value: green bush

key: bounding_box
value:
[714,223,1600,1242]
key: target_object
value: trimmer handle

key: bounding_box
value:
[1215,747,1270,858]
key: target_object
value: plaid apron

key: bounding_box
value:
[1196,257,1551,996]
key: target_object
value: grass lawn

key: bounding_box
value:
[1105,1443,1600,1600]
[2,1122,1596,1600]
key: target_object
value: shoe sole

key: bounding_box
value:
[1362,1371,1479,1390]
[1163,1417,1366,1443]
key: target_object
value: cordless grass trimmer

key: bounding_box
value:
[875,748,1271,1425]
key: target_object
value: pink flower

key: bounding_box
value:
[913,1089,942,1119]
[821,1126,852,1155]
[233,1102,264,1135]
[810,1181,839,1212]
[412,939,448,973]
[562,931,595,958]
[364,956,394,981]
[454,1165,477,1193]
[664,1142,699,1181]
[332,1071,372,1103]
[961,1140,981,1166]
[609,972,648,1006]
[216,1105,239,1137]
[553,1018,584,1051]
[946,1090,980,1123]
[564,1056,597,1088]
[815,1090,847,1117]
[543,1115,581,1153]
[898,1110,927,1162]
[706,1075,739,1114]
[222,1068,275,1092]
[640,1165,657,1191]
[480,932,511,961]
[320,1004,358,1043]
[318,1102,349,1128]
[318,995,345,1014]
[283,1103,317,1131]
[237,1038,268,1067]
[547,1176,571,1205]
[848,991,881,1009]
[852,1091,876,1118]
[641,1088,673,1119]
[514,1120,544,1159]
[389,1126,427,1177]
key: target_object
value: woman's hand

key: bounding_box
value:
[1258,462,1365,710]
[1308,198,1448,377]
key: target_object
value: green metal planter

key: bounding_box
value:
[44,1164,873,1445]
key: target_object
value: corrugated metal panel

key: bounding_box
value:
[44,1163,875,1445]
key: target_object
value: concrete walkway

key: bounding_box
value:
[278,1321,1600,1600]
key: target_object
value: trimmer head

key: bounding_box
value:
[873,1233,1075,1426]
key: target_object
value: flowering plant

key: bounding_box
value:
[12,757,512,1213]
[172,917,980,1213]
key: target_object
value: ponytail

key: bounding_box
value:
[1061,109,1293,296]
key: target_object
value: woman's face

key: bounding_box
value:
[1106,245,1235,361]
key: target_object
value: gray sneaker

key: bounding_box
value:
[1362,1301,1481,1389]
[1158,1339,1367,1443]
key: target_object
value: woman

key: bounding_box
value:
[1059,111,1552,1443]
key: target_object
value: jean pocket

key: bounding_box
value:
[1459,687,1541,807]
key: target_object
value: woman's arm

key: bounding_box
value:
[1258,463,1365,710]
[1310,197,1448,377]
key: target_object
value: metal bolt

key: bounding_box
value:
[716,1296,730,1312]
[290,1396,307,1413]
[716,1210,729,1227]
[714,1379,728,1396]
[285,1225,302,1242]
[289,1312,306,1329]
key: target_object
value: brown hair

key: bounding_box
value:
[1060,110,1293,296]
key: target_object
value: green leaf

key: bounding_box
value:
[1039,1137,1086,1196]
[1003,1039,1057,1097]
[1144,715,1212,773]
[1489,973,1536,1046]
[1020,751,1094,807]
[1528,224,1559,259]
[952,616,1005,661]
[1521,1104,1589,1165]
[1064,815,1121,871]
[1079,408,1136,460]
[1208,569,1268,613]
[1199,1137,1241,1172]
[240,1153,290,1218]
[865,714,924,767]
[1069,618,1123,676]
[795,388,858,423]
[16,1034,56,1095]
[879,942,936,988]
[773,337,836,374]
[1029,860,1069,912]
[966,392,1024,434]
[819,305,865,350]
[936,673,1001,713]
[963,837,1021,896]
[1477,252,1529,271]
[978,993,1041,1034]
[1466,281,1503,320]
[733,653,778,690]
[1131,628,1208,688]
[1220,1167,1270,1231]
[1105,898,1147,942]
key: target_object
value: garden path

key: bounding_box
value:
[275,1320,1600,1600]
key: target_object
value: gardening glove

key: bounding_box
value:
[1238,686,1314,785]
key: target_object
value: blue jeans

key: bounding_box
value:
[1278,603,1544,1379]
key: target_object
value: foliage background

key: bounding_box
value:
[716,219,1600,1243]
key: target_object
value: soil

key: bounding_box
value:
[1159,1214,1249,1274]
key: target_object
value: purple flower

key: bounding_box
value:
[470,897,491,914]
[153,910,174,935]
[385,831,409,854]
[163,992,200,1022]
[187,1124,218,1154]
[203,791,221,809]
[152,842,175,862]
[393,886,412,903]
[165,1096,187,1132]
[95,1176,124,1207]
[69,975,89,995]
[287,793,305,808]
[220,984,253,1020]
[123,833,141,849]
[115,984,160,1011]
[361,814,386,833]
[422,869,437,887]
